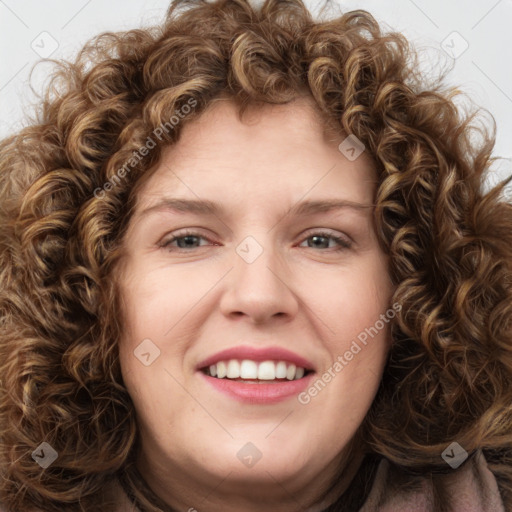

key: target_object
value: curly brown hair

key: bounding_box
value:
[1,0,511,511]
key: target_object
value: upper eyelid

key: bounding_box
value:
[162,227,350,238]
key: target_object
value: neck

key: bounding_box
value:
[123,437,366,512]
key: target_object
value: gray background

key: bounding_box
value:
[1,0,510,186]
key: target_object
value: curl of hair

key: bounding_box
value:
[0,0,511,510]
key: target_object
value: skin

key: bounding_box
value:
[116,96,394,512]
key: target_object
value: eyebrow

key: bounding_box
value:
[138,197,373,218]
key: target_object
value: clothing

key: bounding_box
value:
[358,450,505,512]
[114,449,506,512]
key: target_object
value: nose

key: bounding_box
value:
[219,238,299,325]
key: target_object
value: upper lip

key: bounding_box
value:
[196,345,316,372]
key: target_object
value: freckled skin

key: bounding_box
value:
[117,97,393,512]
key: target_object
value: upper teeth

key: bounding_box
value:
[208,360,306,380]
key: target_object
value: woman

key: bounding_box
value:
[0,0,510,511]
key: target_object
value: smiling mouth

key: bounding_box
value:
[200,359,313,382]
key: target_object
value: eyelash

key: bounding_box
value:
[159,229,352,252]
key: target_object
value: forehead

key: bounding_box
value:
[174,95,350,151]
[133,96,377,212]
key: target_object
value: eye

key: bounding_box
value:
[159,229,352,252]
[159,230,213,251]
[298,231,352,251]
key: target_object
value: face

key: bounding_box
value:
[116,97,394,508]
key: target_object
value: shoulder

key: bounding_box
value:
[360,450,505,512]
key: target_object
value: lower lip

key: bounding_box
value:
[199,372,315,404]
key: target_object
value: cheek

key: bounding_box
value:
[311,256,392,398]
[118,337,189,443]
[116,265,200,406]
[311,258,392,340]
[305,324,389,433]
[117,267,196,349]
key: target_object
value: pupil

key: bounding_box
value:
[311,235,327,248]
[178,235,198,248]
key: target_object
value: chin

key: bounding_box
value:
[183,437,300,473]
